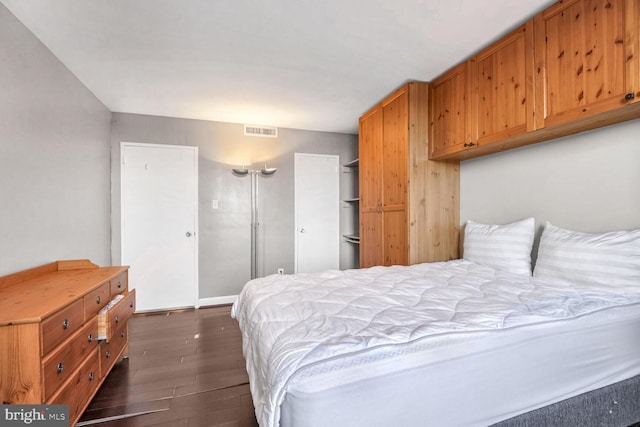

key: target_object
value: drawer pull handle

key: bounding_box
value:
[120,331,126,338]
[115,315,119,324]
[96,296,101,305]
[88,372,95,381]
[88,334,93,343]
[625,92,635,101]
[57,362,63,373]
[105,351,111,358]
[62,319,69,329]
[118,281,122,289]
[130,301,134,308]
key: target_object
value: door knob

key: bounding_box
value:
[300,228,305,233]
[186,232,192,237]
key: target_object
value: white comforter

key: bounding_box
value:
[231,260,640,427]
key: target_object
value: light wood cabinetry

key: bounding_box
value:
[429,0,640,161]
[359,103,385,266]
[534,0,639,126]
[0,260,134,426]
[429,62,474,159]
[359,82,460,268]
[473,21,537,146]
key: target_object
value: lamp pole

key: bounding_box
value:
[232,165,277,280]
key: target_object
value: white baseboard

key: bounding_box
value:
[199,295,237,307]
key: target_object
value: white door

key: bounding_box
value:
[121,142,198,312]
[295,153,340,273]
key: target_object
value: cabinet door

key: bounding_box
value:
[429,62,474,158]
[381,89,409,266]
[534,0,640,127]
[382,88,408,209]
[359,107,383,268]
[360,211,383,268]
[359,107,383,214]
[474,21,537,146]
[383,210,408,266]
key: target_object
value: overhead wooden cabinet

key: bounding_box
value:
[534,0,640,127]
[430,21,538,160]
[429,0,640,161]
[359,82,460,268]
[474,21,537,146]
[429,62,474,159]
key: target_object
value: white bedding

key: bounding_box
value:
[231,259,640,427]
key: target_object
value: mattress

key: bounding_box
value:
[231,260,640,427]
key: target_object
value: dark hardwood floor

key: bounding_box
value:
[78,305,258,427]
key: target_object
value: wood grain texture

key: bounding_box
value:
[48,349,101,422]
[100,324,129,378]
[382,86,408,208]
[360,81,460,267]
[625,0,640,100]
[358,107,383,214]
[0,262,57,291]
[429,62,473,158]
[42,318,99,401]
[383,209,408,265]
[360,211,383,268]
[474,21,537,146]
[0,266,128,326]
[83,282,111,322]
[41,299,85,356]
[430,0,640,162]
[57,259,99,271]
[0,323,42,404]
[536,0,636,126]
[408,82,460,263]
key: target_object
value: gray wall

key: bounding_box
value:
[0,4,112,276]
[110,113,358,300]
[461,119,640,259]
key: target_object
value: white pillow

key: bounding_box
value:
[463,217,535,275]
[533,222,640,286]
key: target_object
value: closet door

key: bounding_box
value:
[359,107,384,268]
[381,88,408,266]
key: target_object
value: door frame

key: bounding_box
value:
[120,141,200,310]
[294,152,340,273]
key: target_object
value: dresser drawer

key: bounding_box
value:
[47,349,100,423]
[83,281,110,321]
[42,318,99,401]
[100,324,128,377]
[98,290,135,341]
[41,299,84,356]
[110,271,128,295]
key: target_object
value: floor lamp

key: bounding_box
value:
[232,165,277,280]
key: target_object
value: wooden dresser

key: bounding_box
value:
[0,260,135,425]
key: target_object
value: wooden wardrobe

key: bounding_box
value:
[358,81,460,268]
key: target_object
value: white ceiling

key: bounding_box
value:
[2,0,555,134]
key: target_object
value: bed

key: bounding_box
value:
[232,219,640,427]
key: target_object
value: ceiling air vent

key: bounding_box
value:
[244,124,278,138]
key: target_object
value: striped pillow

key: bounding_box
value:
[463,218,535,275]
[533,222,640,286]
